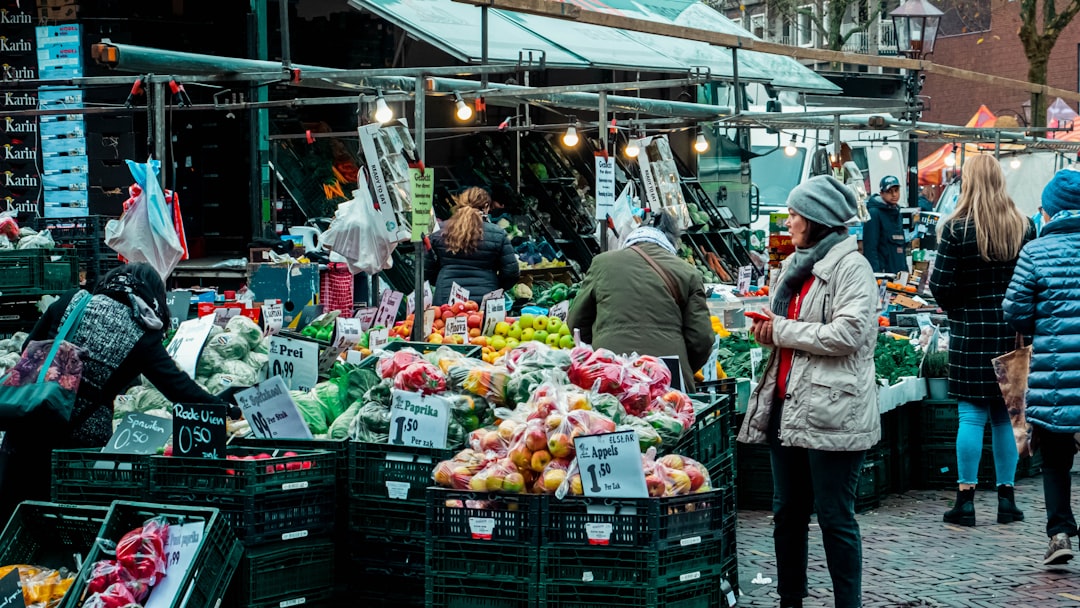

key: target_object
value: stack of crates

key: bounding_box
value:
[51,448,152,505]
[0,249,79,300]
[33,216,121,288]
[349,442,453,607]
[149,446,337,608]
[426,488,543,608]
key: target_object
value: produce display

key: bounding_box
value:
[874,332,921,385]
[80,517,170,608]
[0,564,75,608]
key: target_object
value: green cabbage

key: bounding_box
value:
[225,315,263,351]
[329,402,363,439]
[350,402,391,442]
[291,389,329,434]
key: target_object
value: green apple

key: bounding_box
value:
[534,330,549,343]
[533,316,549,331]
[546,333,561,347]
[519,314,535,329]
[546,318,563,334]
[508,322,523,340]
[521,328,536,342]
[559,323,571,336]
[559,334,575,349]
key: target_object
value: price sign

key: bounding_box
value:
[750,347,764,381]
[448,283,470,306]
[213,307,240,328]
[355,307,378,332]
[165,290,191,331]
[102,413,172,455]
[166,316,215,380]
[235,376,314,439]
[0,569,21,608]
[409,167,435,242]
[572,431,647,498]
[262,301,283,336]
[737,265,753,294]
[268,336,319,392]
[143,522,206,608]
[387,389,451,449]
[406,282,433,316]
[172,403,227,459]
[702,336,720,383]
[333,317,363,348]
[422,307,436,338]
[594,154,617,222]
[661,356,685,392]
[445,316,469,341]
[481,289,504,304]
[368,328,390,351]
[549,301,570,323]
[374,289,404,330]
[481,296,506,336]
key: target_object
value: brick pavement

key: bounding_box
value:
[735,473,1080,607]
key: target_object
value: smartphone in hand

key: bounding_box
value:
[744,311,770,322]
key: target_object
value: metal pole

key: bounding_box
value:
[599,91,608,152]
[481,6,490,89]
[994,130,1001,159]
[279,0,291,70]
[154,81,167,190]
[411,75,426,342]
[731,48,743,113]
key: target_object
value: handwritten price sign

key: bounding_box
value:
[573,430,648,498]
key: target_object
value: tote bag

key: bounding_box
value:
[992,334,1034,457]
[0,295,90,429]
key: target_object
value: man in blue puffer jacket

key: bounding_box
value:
[1004,167,1080,566]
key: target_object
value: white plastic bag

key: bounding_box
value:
[321,175,401,275]
[104,159,185,279]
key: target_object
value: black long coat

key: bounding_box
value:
[426,221,520,304]
[928,218,1035,401]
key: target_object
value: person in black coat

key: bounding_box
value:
[928,155,1034,528]
[863,175,908,274]
[426,187,520,304]
[0,263,226,521]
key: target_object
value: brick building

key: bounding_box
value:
[920,0,1080,126]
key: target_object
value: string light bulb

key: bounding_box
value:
[694,133,709,153]
[454,93,473,121]
[944,148,957,168]
[373,94,393,123]
[1010,156,1022,169]
[562,125,579,147]
[878,146,894,161]
[625,138,640,158]
[784,134,798,157]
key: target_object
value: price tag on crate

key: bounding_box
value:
[481,296,506,336]
[387,389,450,449]
[448,282,470,306]
[102,413,172,455]
[0,566,22,608]
[166,316,214,380]
[445,316,469,342]
[235,376,313,439]
[572,430,647,498]
[143,521,205,608]
[374,289,404,330]
[172,403,227,459]
[269,335,319,392]
[318,317,363,371]
[262,301,284,336]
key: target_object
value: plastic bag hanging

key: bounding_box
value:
[104,159,185,279]
[320,169,401,275]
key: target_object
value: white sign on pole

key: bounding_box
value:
[422,308,436,338]
[635,136,661,210]
[165,316,215,380]
[594,154,617,222]
[374,289,404,329]
[387,389,451,449]
[736,265,753,295]
[573,430,648,498]
[268,335,319,392]
[143,522,206,608]
[481,297,506,336]
[235,376,314,439]
[262,301,284,336]
[448,283,470,306]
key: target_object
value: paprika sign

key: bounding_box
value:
[387,389,450,449]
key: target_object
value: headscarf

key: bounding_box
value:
[623,226,678,255]
[95,264,168,331]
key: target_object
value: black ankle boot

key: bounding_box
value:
[944,488,976,526]
[997,484,1025,523]
[780,599,803,608]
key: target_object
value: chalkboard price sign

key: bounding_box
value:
[103,413,173,455]
[172,403,227,459]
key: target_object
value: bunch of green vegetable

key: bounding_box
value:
[874,334,922,385]
[921,350,950,378]
[716,334,769,379]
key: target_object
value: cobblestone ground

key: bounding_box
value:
[735,473,1080,607]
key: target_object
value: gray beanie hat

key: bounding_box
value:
[785,175,859,227]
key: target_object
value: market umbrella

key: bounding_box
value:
[917,105,997,185]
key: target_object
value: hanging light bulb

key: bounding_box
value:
[562,125,579,147]
[373,93,393,123]
[694,133,709,153]
[944,149,957,167]
[625,138,640,158]
[783,140,798,158]
[878,146,894,161]
[1010,156,1022,169]
[454,93,473,121]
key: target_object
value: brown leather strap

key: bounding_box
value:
[630,245,684,308]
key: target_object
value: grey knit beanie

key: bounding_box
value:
[785,175,859,227]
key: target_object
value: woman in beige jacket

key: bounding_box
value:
[738,175,881,608]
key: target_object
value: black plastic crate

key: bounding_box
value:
[427,488,543,546]
[720,509,737,564]
[230,538,335,607]
[350,496,428,541]
[0,501,108,572]
[51,448,151,506]
[204,487,336,547]
[233,437,349,489]
[236,589,335,608]
[720,552,739,604]
[349,442,453,505]
[539,540,722,587]
[429,538,537,581]
[150,446,335,498]
[539,573,725,608]
[674,394,735,484]
[918,399,959,443]
[58,501,242,608]
[347,571,424,608]
[0,249,79,297]
[542,489,727,549]
[350,531,426,576]
[916,443,957,489]
[427,575,536,608]
[855,458,882,514]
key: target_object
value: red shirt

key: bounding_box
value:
[775,277,815,399]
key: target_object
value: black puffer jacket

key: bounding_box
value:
[426,221,520,304]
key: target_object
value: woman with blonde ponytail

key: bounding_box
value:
[427,187,520,304]
[929,154,1035,527]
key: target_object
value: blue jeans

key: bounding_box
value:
[956,399,1018,486]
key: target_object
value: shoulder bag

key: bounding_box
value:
[0,294,91,429]
[992,333,1034,457]
[630,245,685,309]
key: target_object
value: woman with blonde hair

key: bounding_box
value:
[929,153,1035,526]
[426,187,519,304]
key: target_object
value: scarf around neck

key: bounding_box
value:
[97,271,164,331]
[772,231,849,318]
[623,226,677,255]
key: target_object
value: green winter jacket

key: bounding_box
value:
[566,243,714,391]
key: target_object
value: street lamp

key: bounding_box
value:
[891,0,942,209]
